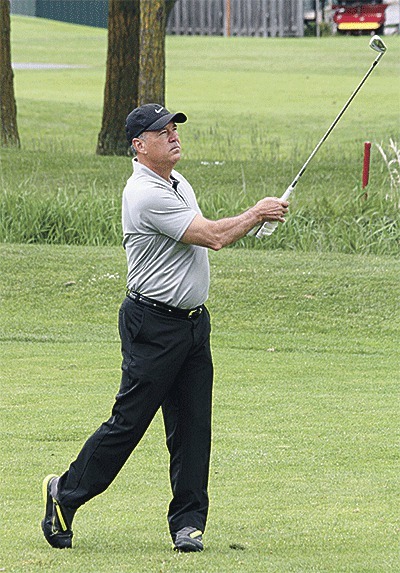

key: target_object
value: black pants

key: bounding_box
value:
[56,296,213,538]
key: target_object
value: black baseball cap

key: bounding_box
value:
[125,103,187,142]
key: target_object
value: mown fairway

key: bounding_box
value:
[0,15,399,573]
[1,244,399,572]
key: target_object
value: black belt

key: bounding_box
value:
[127,291,203,319]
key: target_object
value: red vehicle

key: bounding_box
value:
[333,1,388,34]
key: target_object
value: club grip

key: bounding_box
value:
[255,220,278,237]
[281,185,294,201]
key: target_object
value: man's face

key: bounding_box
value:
[135,121,181,168]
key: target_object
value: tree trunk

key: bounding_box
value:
[96,0,140,156]
[138,0,177,106]
[0,0,20,148]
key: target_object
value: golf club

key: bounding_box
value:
[250,34,387,238]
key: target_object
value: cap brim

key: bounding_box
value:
[146,112,187,133]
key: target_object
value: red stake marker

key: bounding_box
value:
[362,141,372,189]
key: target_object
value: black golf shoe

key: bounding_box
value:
[41,474,74,549]
[173,526,204,552]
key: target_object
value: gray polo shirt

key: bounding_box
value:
[122,160,210,309]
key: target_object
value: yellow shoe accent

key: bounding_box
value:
[189,530,202,539]
[55,501,68,531]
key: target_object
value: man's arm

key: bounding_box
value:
[181,197,289,251]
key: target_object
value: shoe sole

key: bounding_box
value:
[42,473,59,538]
[41,474,72,549]
[174,542,203,552]
[174,538,203,552]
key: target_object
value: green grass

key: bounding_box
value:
[1,18,399,571]
[0,17,399,251]
[1,243,399,572]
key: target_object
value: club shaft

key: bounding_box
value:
[254,50,385,239]
[290,52,384,191]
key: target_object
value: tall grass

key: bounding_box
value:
[1,137,399,253]
[376,139,400,207]
[0,183,120,245]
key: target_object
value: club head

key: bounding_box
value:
[369,35,387,54]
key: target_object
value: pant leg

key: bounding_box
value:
[56,297,196,511]
[162,307,213,538]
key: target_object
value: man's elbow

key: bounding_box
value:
[193,233,223,251]
[209,240,224,251]
[182,219,227,250]
[206,226,226,251]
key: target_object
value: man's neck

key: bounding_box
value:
[137,157,175,182]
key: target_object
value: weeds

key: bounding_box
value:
[375,139,400,208]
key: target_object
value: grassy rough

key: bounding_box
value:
[1,17,399,252]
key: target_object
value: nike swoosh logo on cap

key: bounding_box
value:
[155,106,163,113]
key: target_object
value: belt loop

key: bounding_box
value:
[126,288,137,301]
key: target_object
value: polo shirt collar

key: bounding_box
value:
[133,159,178,189]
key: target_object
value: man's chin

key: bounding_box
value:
[171,150,181,162]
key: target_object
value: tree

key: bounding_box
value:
[0,0,20,147]
[138,0,177,107]
[96,0,177,156]
[96,0,141,156]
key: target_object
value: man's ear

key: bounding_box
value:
[132,138,141,154]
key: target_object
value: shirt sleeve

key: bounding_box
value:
[129,185,197,241]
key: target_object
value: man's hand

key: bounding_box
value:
[253,197,289,224]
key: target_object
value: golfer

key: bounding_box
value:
[41,103,289,552]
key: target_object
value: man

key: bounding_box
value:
[41,103,288,553]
